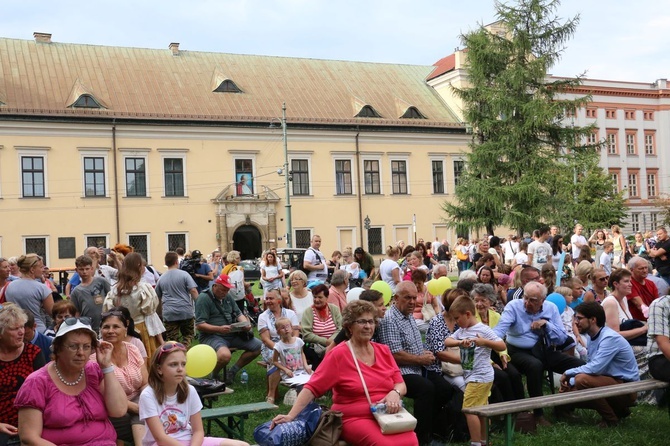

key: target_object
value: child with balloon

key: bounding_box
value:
[139,341,250,446]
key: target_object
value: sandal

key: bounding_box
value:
[265,396,275,404]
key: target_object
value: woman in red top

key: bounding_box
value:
[273,300,418,446]
[0,304,45,444]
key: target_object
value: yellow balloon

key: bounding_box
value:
[370,280,393,305]
[436,276,452,295]
[426,279,442,296]
[185,344,218,378]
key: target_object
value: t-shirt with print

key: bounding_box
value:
[273,337,307,380]
[527,240,552,269]
[70,277,111,332]
[449,322,501,384]
[139,384,202,446]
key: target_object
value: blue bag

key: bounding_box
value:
[253,402,322,446]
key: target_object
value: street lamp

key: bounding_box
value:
[270,103,292,247]
[364,215,371,251]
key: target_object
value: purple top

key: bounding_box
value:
[14,361,116,446]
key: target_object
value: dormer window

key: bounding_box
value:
[214,79,242,93]
[400,106,426,119]
[72,94,103,109]
[355,105,381,118]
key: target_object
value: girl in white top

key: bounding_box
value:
[139,342,249,446]
[260,251,284,296]
[379,245,401,294]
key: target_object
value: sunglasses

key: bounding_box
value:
[156,342,187,362]
[63,317,92,326]
[101,310,124,319]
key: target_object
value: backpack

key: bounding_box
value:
[297,248,318,275]
[179,258,199,279]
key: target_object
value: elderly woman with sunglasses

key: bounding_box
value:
[15,317,127,446]
[92,307,148,446]
[0,304,45,445]
[5,254,54,334]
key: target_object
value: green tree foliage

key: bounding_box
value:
[443,0,626,234]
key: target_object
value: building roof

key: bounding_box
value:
[426,53,456,81]
[0,36,462,128]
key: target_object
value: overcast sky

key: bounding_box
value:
[2,0,668,83]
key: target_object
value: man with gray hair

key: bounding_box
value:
[494,281,584,425]
[627,256,659,321]
[432,263,448,280]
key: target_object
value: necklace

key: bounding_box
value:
[54,363,84,386]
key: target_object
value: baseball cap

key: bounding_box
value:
[214,274,233,288]
[55,317,97,339]
[191,250,202,259]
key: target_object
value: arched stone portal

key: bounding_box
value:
[233,225,263,260]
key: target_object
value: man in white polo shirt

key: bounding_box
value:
[303,235,328,282]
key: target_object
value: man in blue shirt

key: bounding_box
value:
[494,281,584,426]
[560,302,639,426]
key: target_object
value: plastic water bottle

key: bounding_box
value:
[371,401,404,414]
[240,369,249,385]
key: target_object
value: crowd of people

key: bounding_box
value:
[1,224,670,446]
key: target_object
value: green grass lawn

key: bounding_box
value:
[206,350,670,444]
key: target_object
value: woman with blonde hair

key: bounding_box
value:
[610,225,626,268]
[288,270,313,321]
[5,254,54,333]
[103,252,160,358]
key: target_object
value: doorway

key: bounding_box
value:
[232,225,262,260]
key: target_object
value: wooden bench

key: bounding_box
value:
[201,401,278,439]
[462,379,670,446]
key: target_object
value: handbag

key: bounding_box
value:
[253,402,322,446]
[620,319,647,346]
[421,301,437,322]
[347,342,417,435]
[307,407,343,446]
[441,346,464,377]
[456,249,468,261]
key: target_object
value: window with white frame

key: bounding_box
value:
[631,213,640,232]
[167,233,187,252]
[335,159,353,195]
[626,133,636,155]
[367,227,383,255]
[606,132,617,155]
[453,160,465,187]
[651,213,658,230]
[432,160,445,194]
[21,156,46,197]
[363,159,381,194]
[391,160,408,195]
[294,229,312,249]
[164,158,185,197]
[645,133,655,155]
[235,158,254,196]
[291,159,310,196]
[83,157,106,197]
[610,171,620,193]
[24,237,48,262]
[125,157,147,197]
[647,172,658,198]
[587,131,597,145]
[86,235,108,249]
[628,172,639,197]
[128,234,149,262]
[337,227,356,250]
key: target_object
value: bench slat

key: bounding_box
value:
[462,379,669,417]
[201,401,278,419]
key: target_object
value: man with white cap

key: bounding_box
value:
[195,274,261,384]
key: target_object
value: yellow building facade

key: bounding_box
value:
[0,34,469,267]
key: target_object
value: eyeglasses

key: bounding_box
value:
[101,310,124,319]
[596,277,608,281]
[63,317,92,326]
[354,319,376,326]
[156,342,187,362]
[65,343,92,353]
[573,315,588,322]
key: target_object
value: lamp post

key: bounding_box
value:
[364,215,371,251]
[271,103,292,247]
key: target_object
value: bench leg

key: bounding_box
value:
[505,414,514,446]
